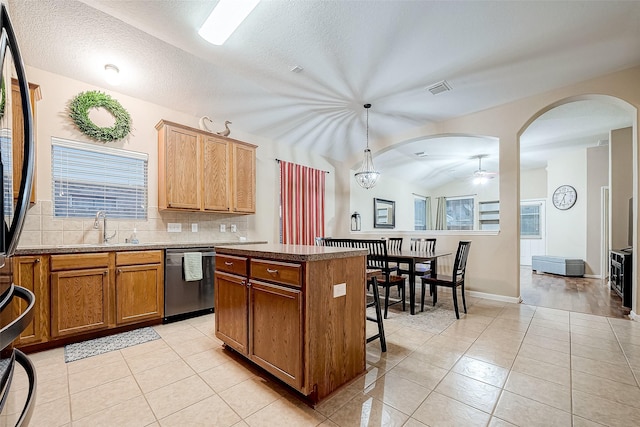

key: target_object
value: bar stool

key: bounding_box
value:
[366,269,386,352]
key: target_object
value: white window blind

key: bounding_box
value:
[414,195,427,230]
[52,138,148,219]
[446,196,474,230]
[1,128,13,216]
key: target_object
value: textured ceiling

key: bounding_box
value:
[7,0,639,181]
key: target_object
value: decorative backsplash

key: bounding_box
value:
[18,201,250,247]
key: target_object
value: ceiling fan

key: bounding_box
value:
[472,154,497,184]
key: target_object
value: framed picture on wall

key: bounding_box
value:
[374,198,395,228]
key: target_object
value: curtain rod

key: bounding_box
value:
[275,158,329,173]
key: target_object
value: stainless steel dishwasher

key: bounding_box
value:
[164,248,215,322]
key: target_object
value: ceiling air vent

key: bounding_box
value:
[425,80,451,95]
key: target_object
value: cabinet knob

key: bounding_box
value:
[266,268,278,274]
[117,269,122,274]
[103,271,108,276]
[34,258,40,263]
[241,280,246,285]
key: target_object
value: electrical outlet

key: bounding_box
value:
[191,223,198,232]
[167,223,181,233]
[230,224,237,233]
[219,224,226,232]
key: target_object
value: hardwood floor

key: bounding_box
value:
[520,266,629,318]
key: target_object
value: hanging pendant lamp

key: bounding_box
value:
[354,103,380,189]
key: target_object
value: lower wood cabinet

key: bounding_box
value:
[51,266,110,338]
[115,251,164,325]
[12,255,49,345]
[215,270,249,354]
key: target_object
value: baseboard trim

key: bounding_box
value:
[630,311,639,321]
[584,274,601,279]
[467,290,521,304]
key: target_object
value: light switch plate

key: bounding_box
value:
[230,224,237,233]
[167,223,181,233]
[191,223,198,232]
[219,224,226,232]
[333,283,347,298]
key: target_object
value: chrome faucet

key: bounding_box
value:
[94,211,116,244]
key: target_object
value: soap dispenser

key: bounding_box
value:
[130,228,139,244]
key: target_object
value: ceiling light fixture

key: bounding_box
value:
[198,0,260,46]
[104,64,120,86]
[354,104,380,189]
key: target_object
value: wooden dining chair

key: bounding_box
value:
[360,239,406,318]
[420,240,471,319]
[398,237,436,311]
[384,237,403,273]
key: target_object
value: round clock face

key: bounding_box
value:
[552,185,577,210]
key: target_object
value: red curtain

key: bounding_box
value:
[279,160,326,245]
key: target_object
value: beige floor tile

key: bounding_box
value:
[572,370,640,409]
[66,350,124,375]
[328,393,409,427]
[488,417,517,427]
[386,358,448,390]
[426,333,474,353]
[412,391,490,427]
[34,375,69,407]
[434,372,501,413]
[494,391,571,427]
[504,371,571,412]
[522,333,570,354]
[363,373,430,415]
[125,346,182,374]
[571,317,616,332]
[464,343,517,369]
[27,347,65,364]
[571,324,617,341]
[511,355,570,386]
[532,308,569,323]
[488,318,531,333]
[199,359,257,393]
[571,332,623,352]
[571,342,629,367]
[409,344,463,370]
[573,389,640,426]
[244,396,326,427]
[218,377,284,418]
[517,343,570,368]
[28,395,71,427]
[68,358,131,394]
[120,338,170,359]
[572,415,604,427]
[571,355,637,386]
[167,334,218,358]
[402,418,428,427]
[183,345,232,373]
[70,375,141,420]
[145,375,214,419]
[134,359,196,393]
[530,317,570,332]
[160,326,207,345]
[152,320,194,336]
[158,394,241,427]
[614,330,640,347]
[31,358,68,384]
[570,312,609,323]
[3,385,29,416]
[386,326,434,346]
[72,395,156,427]
[526,324,570,342]
[313,381,363,417]
[232,422,250,427]
[451,356,509,388]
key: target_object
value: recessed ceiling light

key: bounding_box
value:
[104,64,120,86]
[198,0,260,46]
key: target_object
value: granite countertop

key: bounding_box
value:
[215,243,368,262]
[15,240,267,255]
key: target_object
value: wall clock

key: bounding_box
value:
[552,185,577,210]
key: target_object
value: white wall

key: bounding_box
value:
[521,168,547,200]
[586,145,609,276]
[610,127,633,250]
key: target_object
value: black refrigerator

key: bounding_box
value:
[0,2,38,426]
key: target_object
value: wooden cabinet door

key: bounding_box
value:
[203,135,231,211]
[11,79,39,204]
[249,280,303,389]
[215,271,248,354]
[232,143,256,213]
[164,125,201,209]
[116,263,163,325]
[12,256,48,345]
[51,268,110,338]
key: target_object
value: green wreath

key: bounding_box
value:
[69,91,131,142]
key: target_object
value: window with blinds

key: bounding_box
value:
[1,129,13,216]
[414,195,427,230]
[52,138,148,219]
[446,196,474,230]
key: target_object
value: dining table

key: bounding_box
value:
[386,249,452,315]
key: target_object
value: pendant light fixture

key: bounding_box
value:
[354,103,380,189]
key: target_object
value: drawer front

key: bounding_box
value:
[116,250,163,266]
[216,254,248,276]
[250,259,302,288]
[50,253,110,271]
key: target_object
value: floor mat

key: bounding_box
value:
[64,327,161,363]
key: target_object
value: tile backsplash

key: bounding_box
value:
[18,201,251,247]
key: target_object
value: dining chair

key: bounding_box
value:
[385,237,403,271]
[359,239,406,318]
[420,240,471,319]
[398,237,436,311]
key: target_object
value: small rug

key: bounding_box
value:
[64,327,161,363]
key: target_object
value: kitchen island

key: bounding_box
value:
[214,243,368,404]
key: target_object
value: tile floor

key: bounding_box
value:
[3,295,640,427]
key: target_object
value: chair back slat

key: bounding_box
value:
[452,241,472,281]
[410,238,436,252]
[386,238,403,252]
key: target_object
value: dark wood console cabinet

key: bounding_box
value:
[610,249,632,308]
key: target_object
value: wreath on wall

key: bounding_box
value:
[69,91,131,142]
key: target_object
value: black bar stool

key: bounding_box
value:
[366,270,386,352]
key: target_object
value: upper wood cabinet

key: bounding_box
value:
[12,78,40,204]
[156,120,256,214]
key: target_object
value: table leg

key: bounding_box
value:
[409,260,416,315]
